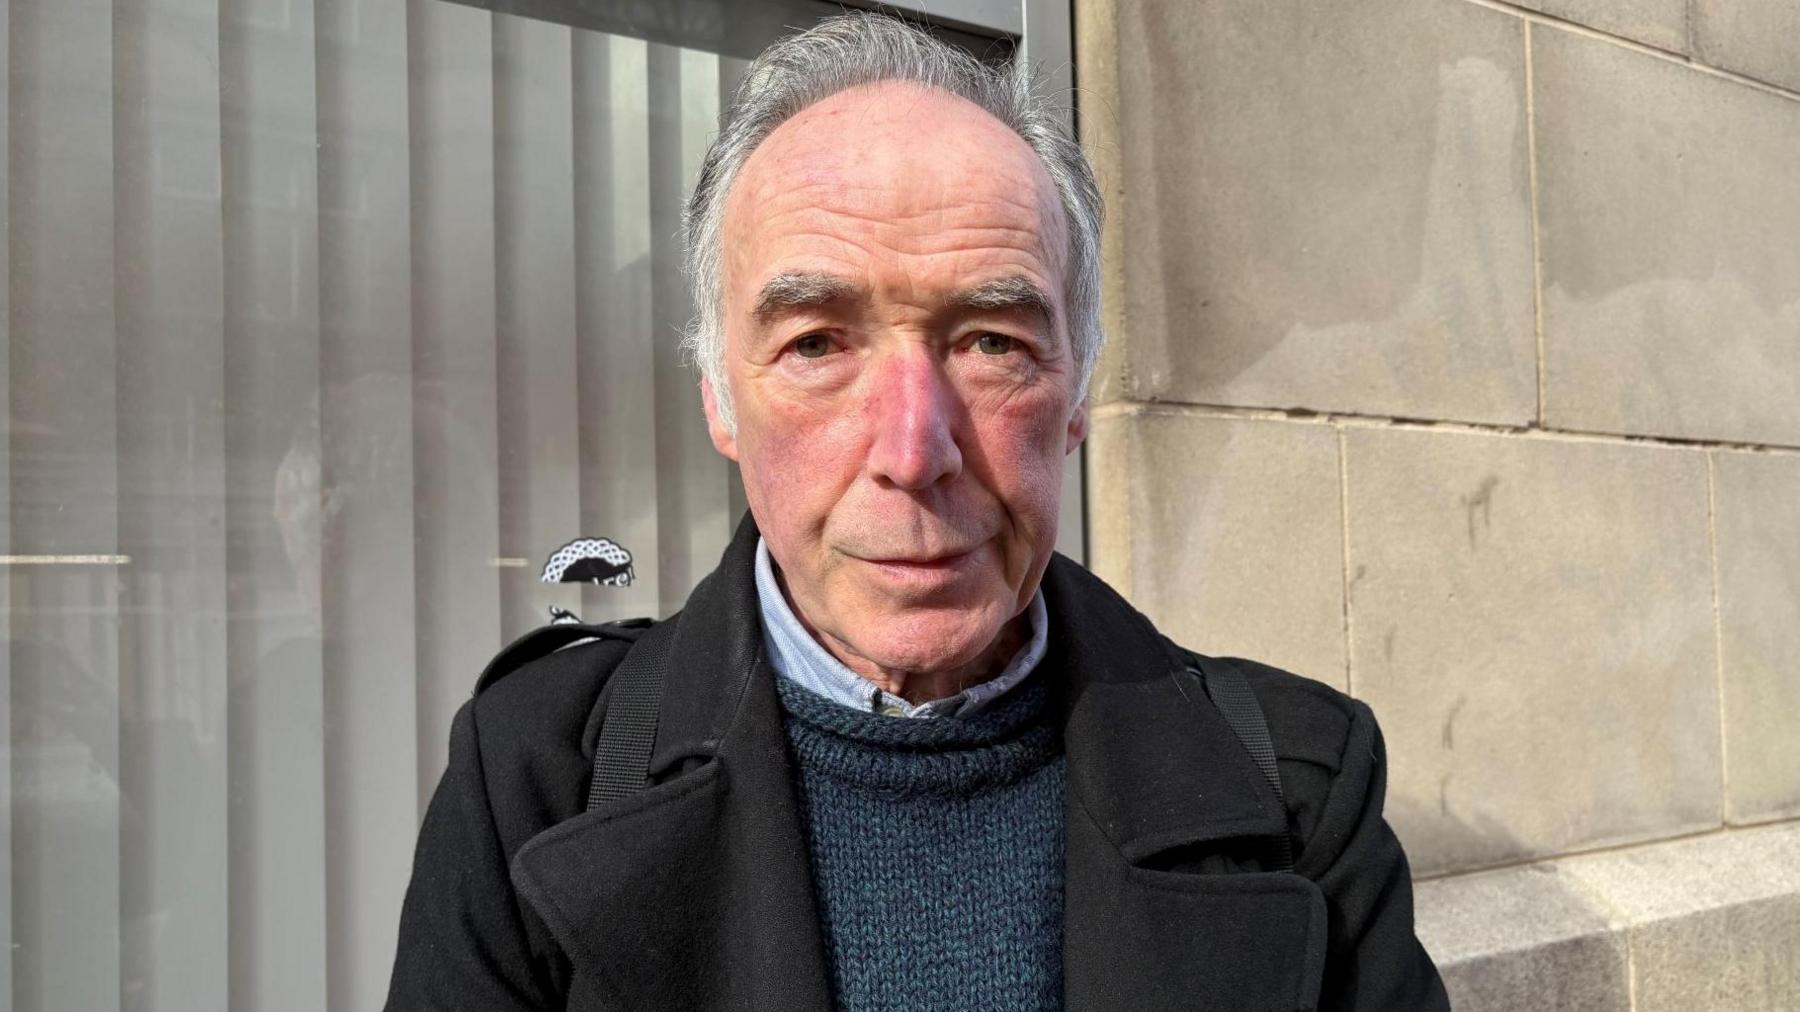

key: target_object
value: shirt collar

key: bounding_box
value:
[753,537,1049,719]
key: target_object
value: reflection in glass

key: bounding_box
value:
[4,0,783,1007]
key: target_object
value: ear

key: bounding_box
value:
[700,376,739,461]
[1064,398,1089,455]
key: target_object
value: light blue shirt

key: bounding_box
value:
[753,537,1049,718]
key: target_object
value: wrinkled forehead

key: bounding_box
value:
[721,82,1070,288]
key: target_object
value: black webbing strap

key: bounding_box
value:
[1197,660,1296,873]
[586,618,680,810]
[474,621,647,695]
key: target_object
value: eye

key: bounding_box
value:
[792,333,833,359]
[974,333,1015,356]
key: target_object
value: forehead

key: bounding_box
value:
[722,82,1068,289]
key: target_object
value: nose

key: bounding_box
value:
[865,350,963,491]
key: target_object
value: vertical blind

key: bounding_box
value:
[5,0,750,1007]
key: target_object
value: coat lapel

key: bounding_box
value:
[1044,557,1329,1011]
[508,517,833,1011]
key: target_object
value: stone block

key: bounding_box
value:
[1559,823,1800,1011]
[1415,864,1629,1011]
[1075,0,1129,408]
[1534,26,1800,445]
[1344,427,1719,874]
[1510,0,1686,53]
[1088,410,1346,690]
[1712,451,1800,823]
[1087,0,1536,424]
[1693,0,1800,93]
[1416,825,1800,1011]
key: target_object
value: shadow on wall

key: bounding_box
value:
[1133,19,1535,420]
[1406,818,1634,1012]
[1259,55,1531,409]
[1542,275,1800,441]
[1394,797,1638,1012]
[1389,780,1529,883]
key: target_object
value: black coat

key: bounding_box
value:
[388,517,1449,1010]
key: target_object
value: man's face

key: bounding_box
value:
[703,82,1088,681]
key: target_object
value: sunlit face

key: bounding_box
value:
[702,82,1089,683]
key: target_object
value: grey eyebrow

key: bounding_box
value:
[751,272,863,323]
[750,272,1060,344]
[944,276,1058,338]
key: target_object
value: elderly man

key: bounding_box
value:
[389,13,1446,1012]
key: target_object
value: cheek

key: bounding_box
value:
[736,400,864,528]
[969,391,1071,520]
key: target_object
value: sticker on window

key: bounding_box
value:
[540,537,636,588]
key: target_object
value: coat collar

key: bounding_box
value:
[510,513,1301,1010]
[510,514,831,1009]
[1038,550,1290,860]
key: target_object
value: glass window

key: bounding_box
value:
[2,0,1075,1008]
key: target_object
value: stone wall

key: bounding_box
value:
[1075,0,1800,1007]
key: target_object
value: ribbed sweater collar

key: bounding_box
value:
[775,675,1062,797]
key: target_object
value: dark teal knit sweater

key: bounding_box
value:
[776,675,1067,1012]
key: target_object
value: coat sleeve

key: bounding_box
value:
[386,698,560,1011]
[1295,699,1450,1012]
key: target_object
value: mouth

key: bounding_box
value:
[867,552,968,568]
[854,548,979,580]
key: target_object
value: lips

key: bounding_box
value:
[860,550,973,567]
[851,547,983,587]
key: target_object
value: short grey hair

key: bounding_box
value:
[681,11,1104,430]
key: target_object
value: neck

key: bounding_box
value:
[819,612,1031,705]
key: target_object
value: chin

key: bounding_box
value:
[856,606,1004,674]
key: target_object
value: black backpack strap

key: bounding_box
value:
[586,617,680,810]
[474,618,652,695]
[1195,659,1296,873]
